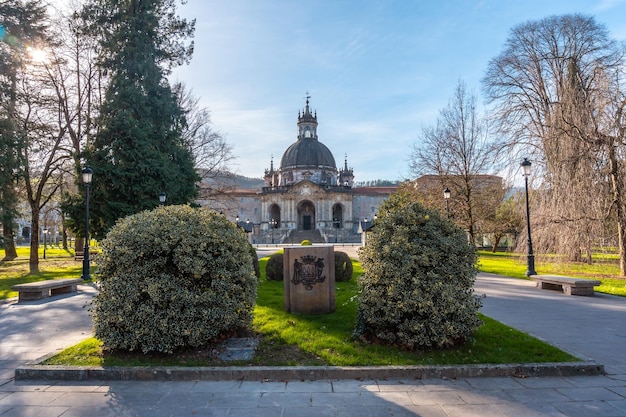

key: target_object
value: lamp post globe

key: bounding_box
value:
[521,158,537,276]
[444,187,451,217]
[81,167,93,281]
[159,191,166,205]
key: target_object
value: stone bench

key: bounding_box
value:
[11,278,83,302]
[530,275,601,296]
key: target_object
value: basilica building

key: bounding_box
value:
[199,98,396,243]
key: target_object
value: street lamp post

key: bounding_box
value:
[81,167,93,281]
[363,217,369,244]
[333,218,339,243]
[270,218,277,244]
[159,191,166,205]
[43,228,48,260]
[444,187,451,218]
[521,158,537,276]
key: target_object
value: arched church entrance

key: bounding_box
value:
[269,204,281,228]
[297,200,315,230]
[332,203,343,228]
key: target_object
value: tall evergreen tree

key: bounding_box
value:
[74,0,197,239]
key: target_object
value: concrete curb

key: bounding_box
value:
[15,362,603,382]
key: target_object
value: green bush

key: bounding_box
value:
[355,191,482,349]
[90,205,257,354]
[300,239,312,246]
[334,251,353,282]
[265,252,284,281]
[249,243,260,279]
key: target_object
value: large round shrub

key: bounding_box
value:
[265,252,283,281]
[334,251,353,282]
[91,205,257,354]
[355,191,482,349]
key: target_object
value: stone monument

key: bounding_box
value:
[283,245,335,314]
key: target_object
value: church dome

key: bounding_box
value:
[280,138,337,170]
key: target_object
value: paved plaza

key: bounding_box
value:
[0,248,625,416]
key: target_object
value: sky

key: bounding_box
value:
[68,0,626,183]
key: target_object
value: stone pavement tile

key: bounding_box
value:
[238,381,286,393]
[504,388,570,403]
[156,391,213,408]
[514,377,575,389]
[285,380,332,392]
[328,405,392,417]
[0,405,70,417]
[393,404,449,417]
[377,380,425,392]
[310,391,361,406]
[554,400,626,417]
[51,406,119,417]
[44,382,105,392]
[0,391,64,406]
[557,386,625,401]
[610,374,626,382]
[609,385,626,397]
[565,375,626,388]
[407,390,465,406]
[48,392,113,407]
[283,406,337,417]
[464,376,525,390]
[152,381,197,393]
[227,407,282,417]
[206,392,261,408]
[330,379,378,392]
[258,392,311,407]
[104,390,167,407]
[494,402,568,417]
[0,381,55,392]
[456,389,516,404]
[0,368,15,380]
[191,380,242,392]
[609,400,626,413]
[361,390,414,407]
[417,378,473,391]
[442,403,506,417]
[607,366,626,375]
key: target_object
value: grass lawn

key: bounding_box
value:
[0,246,85,299]
[478,251,626,297]
[43,256,578,367]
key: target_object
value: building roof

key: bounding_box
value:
[279,137,337,170]
[352,186,399,196]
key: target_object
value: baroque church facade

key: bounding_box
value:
[200,98,396,243]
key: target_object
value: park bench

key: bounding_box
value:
[530,275,601,296]
[11,278,83,302]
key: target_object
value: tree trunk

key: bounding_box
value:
[492,233,502,253]
[608,146,626,276]
[2,221,18,260]
[29,208,40,274]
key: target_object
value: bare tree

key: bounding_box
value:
[483,14,626,273]
[410,80,500,245]
[174,83,236,203]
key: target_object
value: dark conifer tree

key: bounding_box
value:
[76,0,197,239]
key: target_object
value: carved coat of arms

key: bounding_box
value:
[292,255,326,290]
